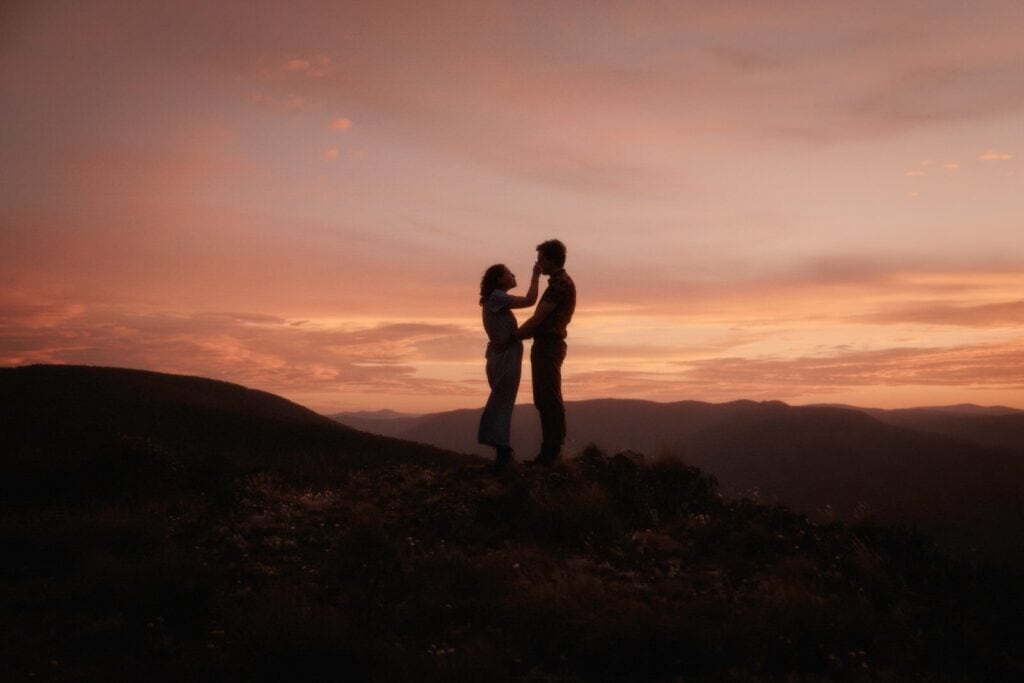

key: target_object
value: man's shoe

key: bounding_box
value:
[485,446,514,472]
[534,442,561,465]
[528,452,558,466]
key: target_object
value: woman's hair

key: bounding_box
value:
[479,264,506,306]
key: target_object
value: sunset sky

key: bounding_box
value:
[2,1,1023,413]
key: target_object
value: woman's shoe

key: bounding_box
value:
[488,446,514,471]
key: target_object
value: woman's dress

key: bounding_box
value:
[477,290,523,448]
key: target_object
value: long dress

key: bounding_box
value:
[477,290,523,448]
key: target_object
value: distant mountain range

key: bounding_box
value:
[330,398,1024,459]
[3,364,1021,564]
[331,398,1024,564]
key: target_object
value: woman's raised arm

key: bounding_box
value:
[507,262,542,309]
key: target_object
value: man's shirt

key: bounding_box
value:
[535,269,576,340]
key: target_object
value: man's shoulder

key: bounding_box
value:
[544,272,573,295]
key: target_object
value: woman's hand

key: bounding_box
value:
[507,264,542,308]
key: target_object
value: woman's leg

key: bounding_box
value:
[477,346,522,455]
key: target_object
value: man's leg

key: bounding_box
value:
[531,339,567,463]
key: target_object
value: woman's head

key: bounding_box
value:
[479,264,515,305]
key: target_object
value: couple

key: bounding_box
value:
[477,239,576,469]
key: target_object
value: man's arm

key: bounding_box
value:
[514,300,556,340]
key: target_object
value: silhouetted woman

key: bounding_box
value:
[478,261,541,468]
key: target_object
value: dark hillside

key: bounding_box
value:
[2,366,1022,679]
[3,444,1022,680]
[681,405,1024,563]
[1,365,474,505]
[871,408,1024,455]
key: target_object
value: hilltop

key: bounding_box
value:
[332,398,1024,565]
[2,366,1022,680]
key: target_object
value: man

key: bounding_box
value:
[512,239,576,465]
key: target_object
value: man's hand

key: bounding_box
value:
[494,333,518,352]
[532,261,543,277]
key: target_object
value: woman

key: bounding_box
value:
[477,261,541,468]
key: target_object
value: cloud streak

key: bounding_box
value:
[680,342,1024,392]
[979,150,1013,161]
[859,300,1024,327]
[0,300,482,406]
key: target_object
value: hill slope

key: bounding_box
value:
[869,407,1024,454]
[330,398,770,455]
[1,364,474,504]
[2,365,1022,679]
[332,398,1024,564]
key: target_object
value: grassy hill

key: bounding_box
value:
[3,366,1022,680]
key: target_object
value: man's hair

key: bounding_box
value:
[536,239,567,268]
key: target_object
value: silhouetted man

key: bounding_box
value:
[512,239,576,465]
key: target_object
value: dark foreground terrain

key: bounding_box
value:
[3,366,1022,680]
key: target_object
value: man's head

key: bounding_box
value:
[536,239,567,274]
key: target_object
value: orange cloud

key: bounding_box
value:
[0,306,481,403]
[979,150,1013,161]
[330,117,352,131]
[581,258,1024,321]
[283,55,334,78]
[562,341,1023,405]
